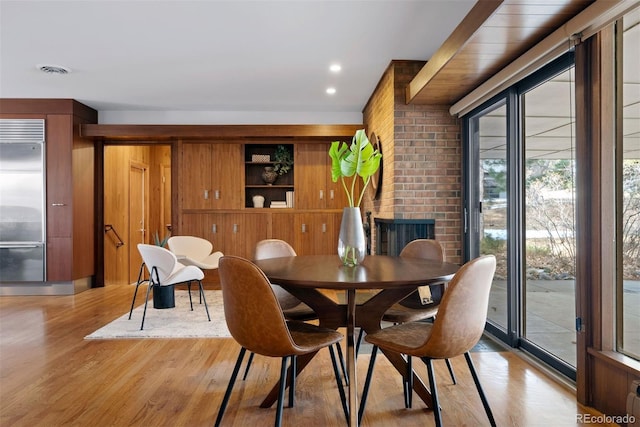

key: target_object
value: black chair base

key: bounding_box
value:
[360,348,495,427]
[129,263,210,330]
[216,345,348,427]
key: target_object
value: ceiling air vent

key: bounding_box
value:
[37,64,71,74]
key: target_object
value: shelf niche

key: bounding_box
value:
[244,144,294,208]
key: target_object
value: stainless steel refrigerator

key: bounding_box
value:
[0,119,46,282]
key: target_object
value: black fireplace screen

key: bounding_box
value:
[375,218,436,256]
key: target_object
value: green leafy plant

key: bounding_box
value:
[273,145,293,176]
[153,230,170,247]
[329,129,382,207]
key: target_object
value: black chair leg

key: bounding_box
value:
[214,347,247,427]
[355,328,364,355]
[328,344,349,421]
[358,345,379,424]
[140,282,154,330]
[275,356,289,427]
[288,356,297,408]
[129,262,146,319]
[187,281,193,310]
[423,357,442,427]
[404,355,413,408]
[335,342,349,386]
[198,280,210,321]
[445,358,457,384]
[464,352,496,427]
[242,352,255,380]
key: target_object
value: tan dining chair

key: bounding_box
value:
[215,255,347,427]
[358,255,497,427]
[247,239,350,389]
[132,244,210,330]
[357,239,456,407]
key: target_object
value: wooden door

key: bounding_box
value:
[128,163,147,283]
[295,144,326,209]
[296,212,337,255]
[227,213,268,259]
[211,143,243,209]
[181,143,212,209]
[271,212,297,253]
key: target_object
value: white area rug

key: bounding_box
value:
[85,290,230,339]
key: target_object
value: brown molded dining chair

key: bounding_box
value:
[214,256,347,427]
[357,239,456,407]
[359,255,497,427]
[247,239,350,389]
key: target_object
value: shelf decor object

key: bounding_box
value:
[273,145,293,176]
[251,154,270,162]
[261,166,278,185]
[329,129,382,266]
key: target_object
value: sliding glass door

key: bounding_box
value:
[464,53,577,378]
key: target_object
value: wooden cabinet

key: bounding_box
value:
[271,211,341,256]
[295,143,352,209]
[181,143,243,210]
[0,100,97,292]
[177,135,361,260]
[181,212,268,259]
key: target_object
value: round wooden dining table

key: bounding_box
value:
[253,254,459,427]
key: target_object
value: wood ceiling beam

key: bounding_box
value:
[80,124,363,141]
[405,0,504,104]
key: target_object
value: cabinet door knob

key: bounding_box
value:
[301,224,306,233]
[204,190,209,200]
[319,190,324,200]
[330,190,334,200]
[212,224,217,233]
[233,224,238,233]
[214,190,220,200]
[322,223,327,233]
[51,203,66,207]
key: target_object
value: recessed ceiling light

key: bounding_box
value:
[37,64,71,74]
[329,64,342,73]
[326,87,336,95]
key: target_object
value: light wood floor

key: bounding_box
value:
[0,285,613,427]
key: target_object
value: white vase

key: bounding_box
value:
[337,207,366,266]
[252,195,265,208]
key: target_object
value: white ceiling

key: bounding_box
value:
[0,0,475,124]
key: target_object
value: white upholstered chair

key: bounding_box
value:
[167,235,224,270]
[130,244,210,330]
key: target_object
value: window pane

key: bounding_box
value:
[523,68,577,367]
[618,8,640,360]
[479,105,509,331]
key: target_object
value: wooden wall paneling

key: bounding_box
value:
[148,145,171,243]
[103,146,127,285]
[591,356,629,417]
